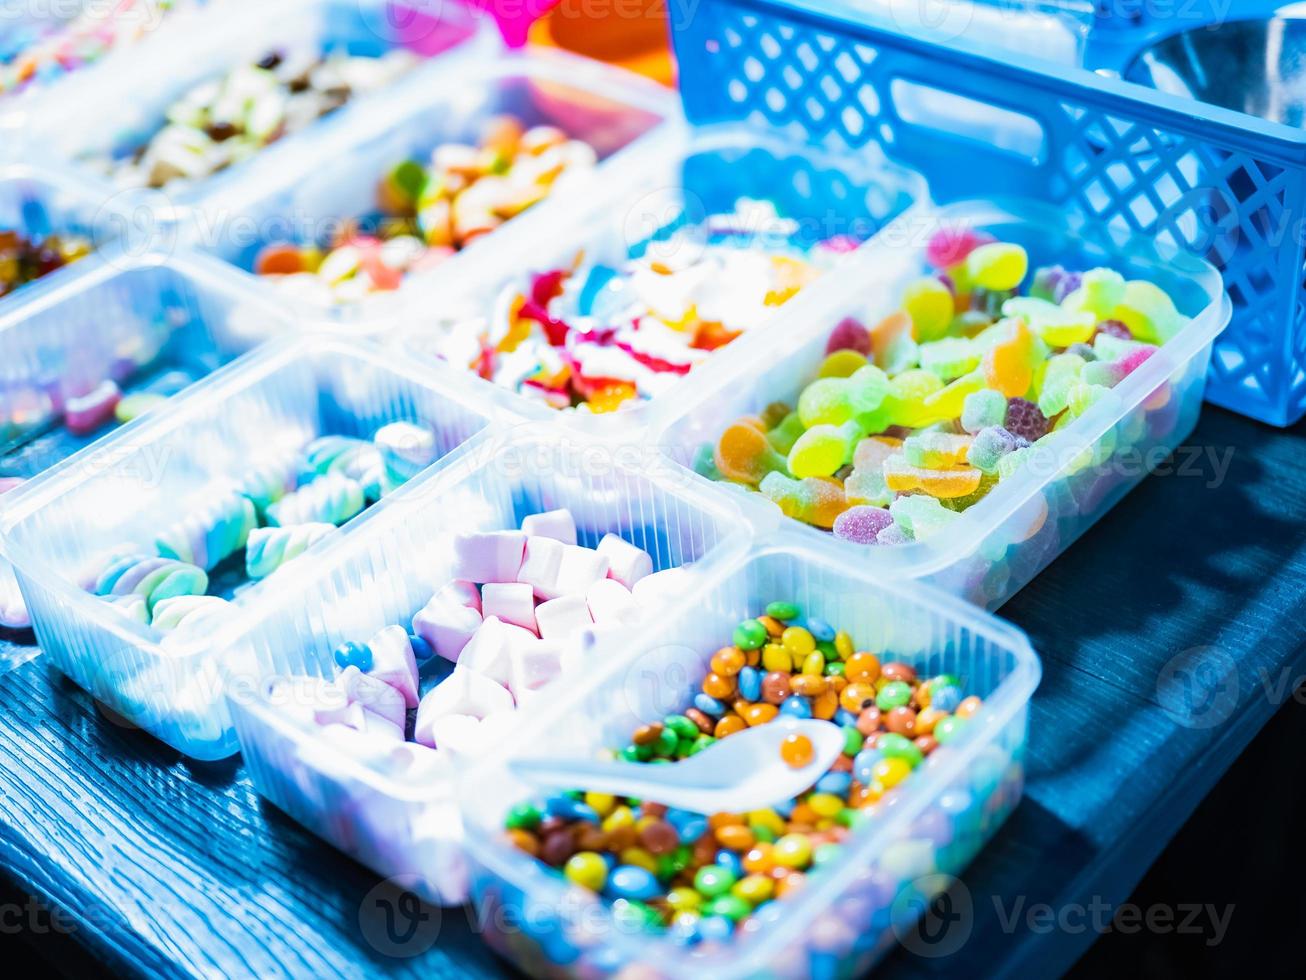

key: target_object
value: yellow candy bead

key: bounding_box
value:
[602,806,635,834]
[748,810,787,838]
[781,627,816,658]
[773,833,814,869]
[802,651,825,676]
[834,631,854,660]
[585,792,617,817]
[872,757,912,790]
[667,887,702,913]
[620,848,658,874]
[808,793,843,819]
[762,644,792,673]
[733,874,776,905]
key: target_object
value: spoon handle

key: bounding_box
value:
[508,757,705,801]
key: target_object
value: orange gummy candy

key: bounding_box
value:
[884,456,983,498]
[587,382,638,413]
[983,321,1035,398]
[869,310,912,369]
[716,421,788,485]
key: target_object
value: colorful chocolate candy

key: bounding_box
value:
[87,46,417,189]
[0,229,92,299]
[422,199,854,412]
[699,233,1188,544]
[87,422,437,628]
[500,604,983,942]
[253,116,598,304]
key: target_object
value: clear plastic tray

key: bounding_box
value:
[10,0,489,209]
[226,425,751,903]
[459,542,1041,978]
[0,336,497,758]
[396,123,928,435]
[192,48,677,325]
[653,198,1232,609]
[0,246,296,458]
[0,162,134,313]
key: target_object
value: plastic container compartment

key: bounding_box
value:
[398,123,926,434]
[0,247,297,462]
[0,336,496,758]
[12,0,488,211]
[654,199,1231,610]
[195,49,676,325]
[671,0,1306,425]
[226,425,750,904]
[0,162,135,312]
[459,543,1040,978]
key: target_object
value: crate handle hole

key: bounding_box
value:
[889,78,1047,164]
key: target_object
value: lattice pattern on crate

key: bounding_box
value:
[675,1,1306,424]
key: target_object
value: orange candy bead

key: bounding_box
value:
[702,672,737,699]
[741,703,779,727]
[956,695,983,719]
[840,683,878,714]
[779,733,815,769]
[710,647,747,676]
[844,651,882,683]
[715,824,756,851]
[714,714,747,738]
[743,844,775,874]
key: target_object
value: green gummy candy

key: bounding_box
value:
[1116,280,1185,344]
[960,388,1007,434]
[919,336,980,381]
[1064,267,1126,317]
[888,495,957,541]
[766,412,807,455]
[798,377,854,427]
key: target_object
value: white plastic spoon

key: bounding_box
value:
[507,717,845,814]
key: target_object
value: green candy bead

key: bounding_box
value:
[665,714,700,739]
[876,680,913,711]
[654,728,680,757]
[879,732,925,767]
[707,895,752,921]
[693,865,737,898]
[935,716,971,745]
[621,744,652,763]
[841,725,864,757]
[504,802,541,830]
[813,843,843,868]
[765,601,800,621]
[733,619,767,650]
[688,735,716,756]
[611,899,662,931]
[824,661,845,678]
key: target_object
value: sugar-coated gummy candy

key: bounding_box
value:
[966,426,1022,474]
[966,242,1027,292]
[715,421,789,484]
[833,505,893,544]
[787,421,861,478]
[884,456,982,499]
[825,317,871,355]
[902,277,954,342]
[960,388,1007,433]
[889,495,957,541]
[1004,397,1050,441]
[759,472,848,529]
[903,432,972,469]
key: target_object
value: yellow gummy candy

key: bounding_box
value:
[818,350,870,379]
[982,320,1035,398]
[921,371,984,423]
[884,455,983,499]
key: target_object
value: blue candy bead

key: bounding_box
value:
[805,616,835,642]
[699,915,734,940]
[664,808,694,831]
[669,916,702,946]
[601,852,617,869]
[931,685,963,713]
[332,640,372,672]
[678,817,708,843]
[816,771,853,796]
[546,796,599,822]
[409,633,435,664]
[694,693,726,717]
[738,666,762,702]
[780,695,813,718]
[607,865,661,902]
[773,797,796,818]
[715,850,744,878]
[854,748,883,784]
[834,708,859,728]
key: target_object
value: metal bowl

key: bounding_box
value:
[1125,11,1306,127]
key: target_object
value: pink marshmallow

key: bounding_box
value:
[335,702,404,742]
[413,667,514,747]
[554,545,610,598]
[426,710,517,759]
[336,665,408,730]
[517,535,565,599]
[266,676,349,728]
[450,530,526,584]
[587,578,638,625]
[365,625,420,708]
[441,579,482,614]
[509,639,563,705]
[413,592,483,663]
[597,534,653,589]
[480,582,538,634]
[520,509,577,545]
[534,594,594,641]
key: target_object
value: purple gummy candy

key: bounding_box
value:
[876,522,911,546]
[1053,271,1083,304]
[1095,319,1132,340]
[1006,397,1050,440]
[833,505,893,545]
[1065,342,1096,361]
[826,317,872,356]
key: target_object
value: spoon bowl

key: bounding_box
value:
[507,717,846,814]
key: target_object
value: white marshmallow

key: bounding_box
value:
[517,535,565,599]
[413,667,514,747]
[458,616,537,688]
[509,638,563,704]
[597,533,653,589]
[480,582,538,634]
[534,594,594,641]
[366,625,420,708]
[520,509,577,545]
[427,709,518,759]
[442,579,482,614]
[631,566,693,607]
[554,544,610,597]
[450,529,526,583]
[586,578,638,625]
[413,591,483,663]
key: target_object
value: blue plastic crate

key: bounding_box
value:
[672,0,1306,425]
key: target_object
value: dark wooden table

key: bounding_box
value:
[2,405,1303,979]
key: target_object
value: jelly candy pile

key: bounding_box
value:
[253,116,597,304]
[0,229,92,299]
[427,199,856,412]
[502,603,982,942]
[699,231,1188,544]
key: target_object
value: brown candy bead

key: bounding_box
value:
[640,820,679,855]
[885,706,918,737]
[505,829,539,857]
[540,830,575,867]
[914,735,939,756]
[881,661,918,684]
[685,707,715,734]
[575,825,609,852]
[761,671,792,705]
[642,802,669,819]
[632,722,664,746]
